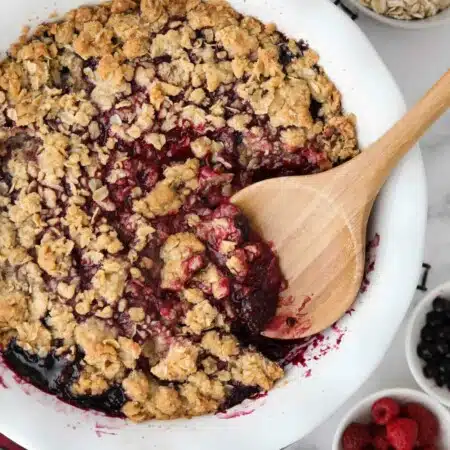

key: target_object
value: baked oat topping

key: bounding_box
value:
[0,0,358,421]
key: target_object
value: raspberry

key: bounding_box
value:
[341,423,372,450]
[371,397,401,425]
[373,435,390,450]
[386,418,418,450]
[404,402,439,446]
[370,423,387,438]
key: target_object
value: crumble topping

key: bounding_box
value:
[151,340,199,382]
[201,330,239,361]
[37,235,74,278]
[231,352,284,391]
[91,257,128,304]
[183,300,219,334]
[0,0,359,421]
[0,286,29,345]
[160,232,205,290]
[72,364,110,396]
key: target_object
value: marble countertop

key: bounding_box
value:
[292,8,450,450]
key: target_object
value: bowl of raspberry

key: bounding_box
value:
[406,281,450,408]
[332,388,450,450]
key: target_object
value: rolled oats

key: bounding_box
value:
[360,0,450,19]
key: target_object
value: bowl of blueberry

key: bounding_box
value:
[406,281,450,407]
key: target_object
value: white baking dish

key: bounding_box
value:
[0,1,427,449]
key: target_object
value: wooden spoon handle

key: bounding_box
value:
[356,69,450,187]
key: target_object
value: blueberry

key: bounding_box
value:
[436,374,446,387]
[421,325,436,343]
[417,343,435,361]
[423,363,439,379]
[437,339,450,356]
[433,296,450,312]
[441,360,450,374]
[437,326,450,340]
[278,43,294,66]
[426,311,445,327]
[104,386,126,411]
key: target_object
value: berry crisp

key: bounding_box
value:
[0,0,359,421]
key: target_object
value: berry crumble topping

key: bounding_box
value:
[0,0,359,421]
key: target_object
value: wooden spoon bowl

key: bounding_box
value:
[232,70,450,340]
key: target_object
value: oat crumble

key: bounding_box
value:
[0,0,358,421]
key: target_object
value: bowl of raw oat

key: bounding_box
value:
[347,0,450,28]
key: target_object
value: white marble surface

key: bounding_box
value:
[291,10,450,450]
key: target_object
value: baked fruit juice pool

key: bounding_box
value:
[0,0,359,420]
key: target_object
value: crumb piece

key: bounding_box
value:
[46,303,76,345]
[128,307,145,322]
[216,26,258,57]
[36,236,74,278]
[74,318,124,380]
[231,352,283,390]
[181,288,205,304]
[194,264,229,299]
[184,300,218,334]
[227,114,251,131]
[9,193,41,225]
[179,371,225,416]
[146,385,183,419]
[123,370,150,403]
[38,133,69,184]
[190,136,222,158]
[160,232,205,290]
[201,331,239,361]
[133,158,199,218]
[72,365,109,396]
[92,258,128,304]
[151,341,199,382]
[0,285,29,332]
[16,321,52,357]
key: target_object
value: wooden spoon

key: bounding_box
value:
[232,70,450,340]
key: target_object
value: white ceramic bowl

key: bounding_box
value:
[406,282,450,407]
[0,1,427,449]
[332,388,450,449]
[346,0,450,29]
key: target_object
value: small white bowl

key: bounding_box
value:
[332,388,450,449]
[406,281,450,407]
[346,0,450,29]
